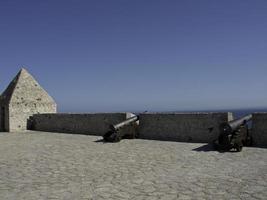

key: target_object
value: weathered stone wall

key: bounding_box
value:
[139,112,233,143]
[31,113,137,136]
[31,112,234,142]
[252,113,267,147]
[9,103,56,132]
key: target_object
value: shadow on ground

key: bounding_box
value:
[192,143,216,152]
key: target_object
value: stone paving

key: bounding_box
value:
[0,131,266,200]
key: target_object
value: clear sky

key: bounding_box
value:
[0,0,267,112]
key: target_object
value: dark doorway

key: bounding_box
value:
[1,107,5,131]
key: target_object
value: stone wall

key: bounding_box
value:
[31,113,137,136]
[31,112,234,142]
[252,113,267,147]
[139,112,233,143]
[9,103,56,132]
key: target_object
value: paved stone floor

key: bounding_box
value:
[0,131,266,200]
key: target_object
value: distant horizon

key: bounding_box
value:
[58,106,267,114]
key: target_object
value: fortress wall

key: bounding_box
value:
[31,113,136,136]
[31,112,234,143]
[252,113,267,147]
[9,103,56,132]
[139,112,233,143]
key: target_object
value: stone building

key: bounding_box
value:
[0,68,57,132]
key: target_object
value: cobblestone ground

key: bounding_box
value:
[0,131,266,200]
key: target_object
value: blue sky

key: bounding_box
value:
[0,0,267,112]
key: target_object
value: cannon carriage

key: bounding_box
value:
[214,114,252,152]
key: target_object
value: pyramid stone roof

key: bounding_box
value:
[0,68,56,105]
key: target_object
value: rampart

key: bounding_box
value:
[31,112,233,143]
[31,113,136,136]
[252,113,267,147]
[139,112,233,143]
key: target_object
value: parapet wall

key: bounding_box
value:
[139,112,233,143]
[31,113,136,136]
[252,113,267,147]
[31,112,233,143]
[16,111,267,146]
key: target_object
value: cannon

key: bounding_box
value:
[103,114,139,142]
[214,114,252,152]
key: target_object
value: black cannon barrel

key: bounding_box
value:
[224,114,252,132]
[110,115,139,131]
